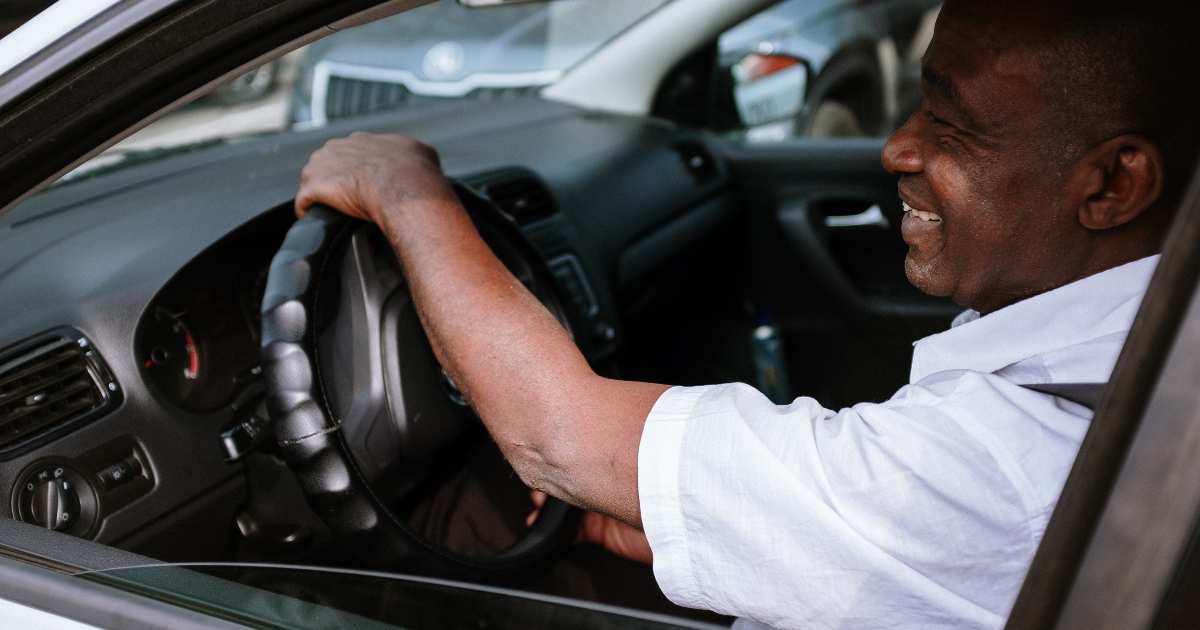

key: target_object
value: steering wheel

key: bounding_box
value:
[259,183,579,582]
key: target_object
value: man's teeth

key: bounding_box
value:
[902,201,942,223]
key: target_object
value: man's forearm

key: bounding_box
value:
[375,194,665,526]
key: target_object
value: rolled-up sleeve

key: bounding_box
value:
[638,379,1070,630]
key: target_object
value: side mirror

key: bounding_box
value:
[730,53,808,130]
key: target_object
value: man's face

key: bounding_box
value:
[882,5,1088,312]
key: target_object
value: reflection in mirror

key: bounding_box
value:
[731,53,808,134]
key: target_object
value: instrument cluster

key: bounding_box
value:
[135,210,292,414]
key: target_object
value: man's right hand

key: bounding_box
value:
[527,491,653,565]
[295,132,456,224]
[296,132,667,532]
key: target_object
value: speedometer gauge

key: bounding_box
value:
[133,210,290,413]
[140,307,204,402]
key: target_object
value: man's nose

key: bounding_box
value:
[881,114,923,174]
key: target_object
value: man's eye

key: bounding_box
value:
[925,110,949,126]
[924,110,965,150]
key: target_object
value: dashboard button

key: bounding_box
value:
[97,456,143,490]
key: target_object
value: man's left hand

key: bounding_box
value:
[527,491,653,565]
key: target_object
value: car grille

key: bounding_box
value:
[322,75,543,122]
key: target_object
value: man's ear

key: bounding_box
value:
[1072,135,1165,230]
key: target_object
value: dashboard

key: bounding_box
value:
[0,97,731,553]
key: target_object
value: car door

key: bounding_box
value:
[656,0,954,408]
[722,137,958,407]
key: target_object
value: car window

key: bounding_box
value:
[717,0,940,142]
[80,563,720,630]
[54,0,669,184]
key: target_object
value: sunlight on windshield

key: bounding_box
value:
[60,0,669,182]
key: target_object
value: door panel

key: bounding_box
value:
[721,137,959,407]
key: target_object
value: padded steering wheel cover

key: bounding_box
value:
[260,208,392,550]
[261,201,577,581]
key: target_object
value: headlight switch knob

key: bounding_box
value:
[29,475,77,531]
[12,463,97,537]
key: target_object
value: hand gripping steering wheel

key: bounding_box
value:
[259,183,578,581]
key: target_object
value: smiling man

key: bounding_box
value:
[294,1,1199,628]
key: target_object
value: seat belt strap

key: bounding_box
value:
[1020,382,1107,411]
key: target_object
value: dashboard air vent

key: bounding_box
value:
[0,330,119,455]
[478,175,558,225]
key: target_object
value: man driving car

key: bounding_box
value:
[292,1,1199,627]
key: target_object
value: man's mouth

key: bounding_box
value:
[900,198,945,256]
[902,201,941,223]
[896,192,947,289]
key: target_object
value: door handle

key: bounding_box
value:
[823,204,890,230]
[780,200,959,321]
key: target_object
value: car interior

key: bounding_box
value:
[0,0,977,622]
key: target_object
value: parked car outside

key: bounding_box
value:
[288,0,663,127]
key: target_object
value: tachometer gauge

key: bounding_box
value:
[140,307,204,402]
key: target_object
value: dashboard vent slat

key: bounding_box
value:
[0,338,75,386]
[0,379,95,431]
[477,175,558,225]
[0,330,120,457]
[0,358,90,409]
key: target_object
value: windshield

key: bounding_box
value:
[81,563,720,629]
[56,0,669,182]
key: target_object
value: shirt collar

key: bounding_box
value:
[910,255,1160,383]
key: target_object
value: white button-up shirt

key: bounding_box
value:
[637,255,1159,630]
